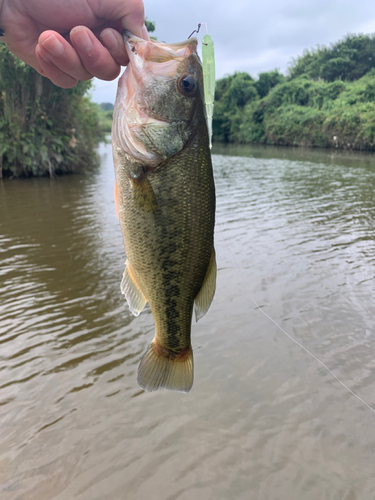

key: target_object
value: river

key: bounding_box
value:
[1,142,375,499]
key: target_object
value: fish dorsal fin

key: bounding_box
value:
[194,248,217,322]
[121,260,148,316]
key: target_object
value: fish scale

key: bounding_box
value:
[112,32,216,393]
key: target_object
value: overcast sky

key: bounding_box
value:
[90,0,375,104]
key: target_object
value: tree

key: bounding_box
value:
[213,73,258,142]
[289,34,375,82]
[145,18,156,33]
[255,70,285,98]
[0,44,105,177]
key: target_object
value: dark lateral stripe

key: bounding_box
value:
[0,29,4,37]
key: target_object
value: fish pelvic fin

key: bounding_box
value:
[121,260,148,316]
[137,340,193,393]
[194,247,217,322]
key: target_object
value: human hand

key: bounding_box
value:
[0,0,149,88]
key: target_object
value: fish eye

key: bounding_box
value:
[177,74,197,97]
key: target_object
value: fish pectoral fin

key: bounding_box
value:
[121,260,148,316]
[194,247,217,322]
[130,173,157,213]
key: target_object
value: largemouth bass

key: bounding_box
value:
[112,32,216,393]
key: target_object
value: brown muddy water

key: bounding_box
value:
[1,142,375,500]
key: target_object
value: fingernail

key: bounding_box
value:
[101,29,118,51]
[42,35,64,57]
[73,27,93,52]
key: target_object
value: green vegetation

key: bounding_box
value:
[145,18,157,40]
[96,103,114,134]
[214,34,375,150]
[0,43,106,178]
[145,18,156,34]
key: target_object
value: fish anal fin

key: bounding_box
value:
[194,247,217,322]
[137,340,193,393]
[121,259,148,316]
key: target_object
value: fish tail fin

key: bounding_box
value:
[137,340,193,393]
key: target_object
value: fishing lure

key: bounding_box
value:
[201,34,215,149]
[188,24,215,148]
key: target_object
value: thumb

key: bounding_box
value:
[94,0,146,39]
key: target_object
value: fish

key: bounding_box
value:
[112,31,216,393]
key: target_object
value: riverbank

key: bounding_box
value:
[213,33,375,152]
[0,44,106,178]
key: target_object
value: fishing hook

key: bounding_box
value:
[187,23,201,39]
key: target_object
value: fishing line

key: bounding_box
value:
[252,298,375,414]
[215,214,375,415]
[188,25,372,415]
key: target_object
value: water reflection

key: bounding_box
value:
[1,143,375,499]
[213,142,375,170]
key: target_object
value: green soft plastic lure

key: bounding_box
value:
[202,34,215,149]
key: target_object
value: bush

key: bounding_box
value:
[212,33,375,150]
[0,44,106,177]
[288,33,375,82]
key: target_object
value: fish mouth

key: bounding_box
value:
[123,30,198,51]
[123,31,198,79]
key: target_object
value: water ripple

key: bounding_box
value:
[1,143,375,499]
